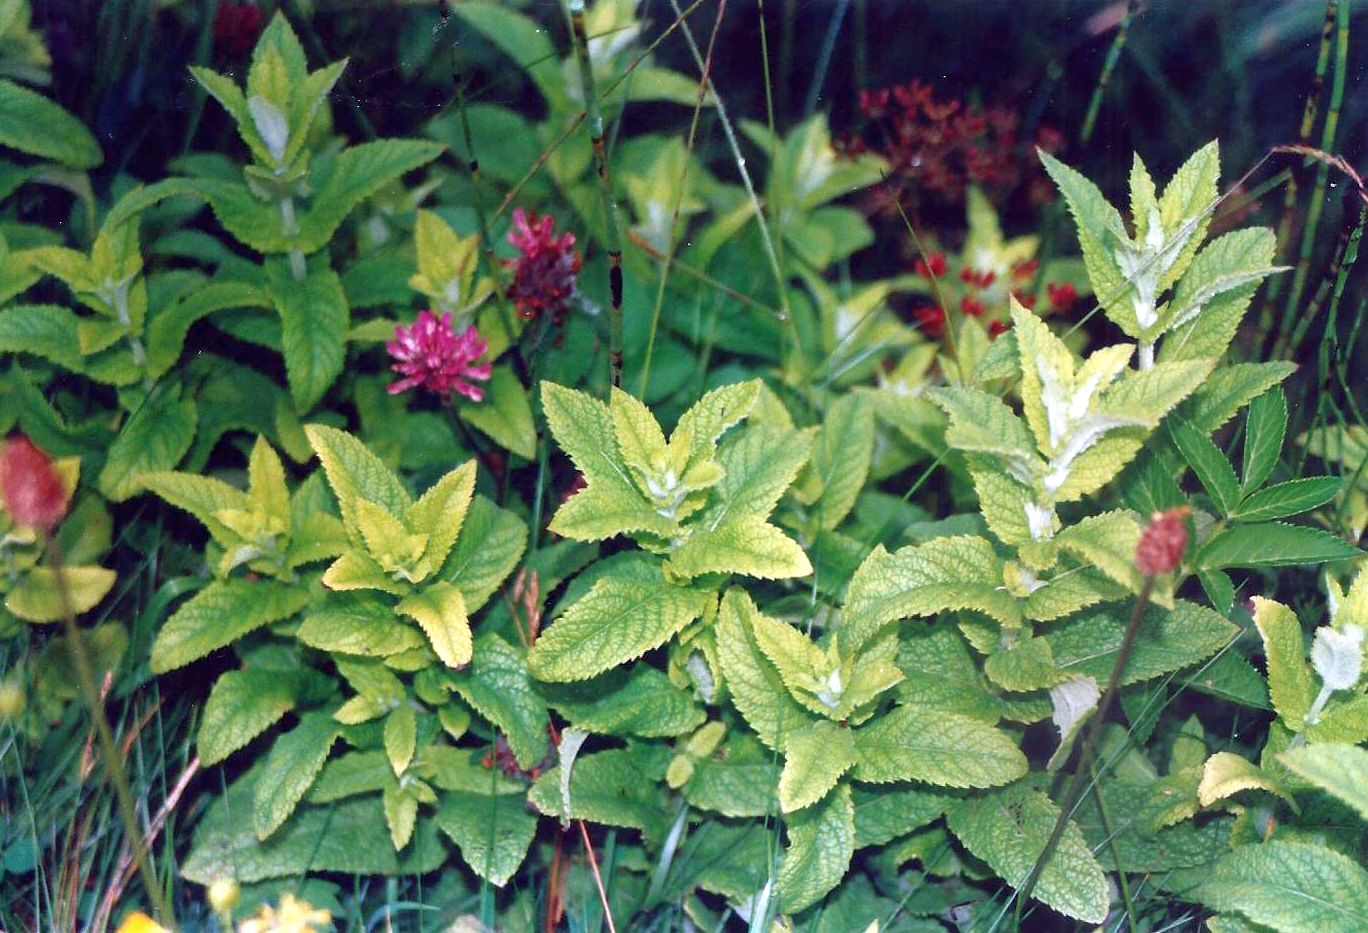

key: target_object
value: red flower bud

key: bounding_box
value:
[913,305,946,339]
[1135,507,1192,577]
[915,253,947,279]
[1048,282,1080,313]
[960,296,987,317]
[988,320,1011,340]
[0,436,68,532]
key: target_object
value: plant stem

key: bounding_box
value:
[1274,0,1349,354]
[47,535,174,926]
[1257,0,1338,342]
[1015,577,1155,921]
[1284,201,1365,361]
[1080,0,1138,145]
[638,0,726,398]
[564,0,627,394]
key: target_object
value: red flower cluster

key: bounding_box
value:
[506,209,582,325]
[214,1,264,58]
[0,436,68,532]
[387,310,492,402]
[837,80,1063,213]
[907,251,1080,342]
[1135,506,1192,577]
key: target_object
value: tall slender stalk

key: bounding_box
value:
[1275,0,1350,353]
[1258,0,1339,340]
[638,0,727,398]
[1015,578,1156,922]
[48,539,174,926]
[1284,201,1366,361]
[564,0,627,394]
[1080,0,1139,145]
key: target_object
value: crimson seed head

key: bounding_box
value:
[1135,507,1192,577]
[506,209,582,325]
[0,435,68,532]
[387,311,493,402]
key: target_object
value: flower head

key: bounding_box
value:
[1135,506,1192,577]
[0,435,68,532]
[238,894,331,933]
[213,2,264,58]
[387,311,492,402]
[506,208,582,324]
[913,305,946,339]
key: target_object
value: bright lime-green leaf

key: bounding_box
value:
[198,669,297,765]
[1196,840,1368,933]
[383,781,417,850]
[851,705,1027,788]
[441,495,527,613]
[0,304,84,370]
[151,579,308,673]
[406,461,477,572]
[946,783,1109,923]
[436,791,538,886]
[305,424,411,540]
[984,636,1065,692]
[396,582,472,669]
[1054,510,1145,594]
[780,720,855,813]
[1279,743,1368,823]
[1199,751,1294,807]
[6,566,116,623]
[1252,597,1316,730]
[384,704,416,776]
[799,392,875,529]
[715,589,815,749]
[777,783,854,915]
[528,563,708,682]
[254,713,340,840]
[666,516,811,582]
[842,536,1019,653]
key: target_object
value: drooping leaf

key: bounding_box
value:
[777,783,854,915]
[435,791,538,887]
[1196,840,1368,933]
[151,579,309,673]
[198,669,298,765]
[266,258,348,413]
[254,713,340,840]
[449,633,549,771]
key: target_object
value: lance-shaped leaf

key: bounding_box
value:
[715,589,815,750]
[266,257,348,413]
[1279,743,1368,823]
[779,720,856,813]
[255,713,340,840]
[305,424,411,542]
[1198,751,1295,808]
[795,392,876,529]
[777,783,854,915]
[99,383,198,501]
[1161,227,1283,362]
[842,536,1020,654]
[397,582,472,669]
[151,579,309,673]
[406,460,477,573]
[449,633,548,771]
[198,669,299,766]
[529,560,709,682]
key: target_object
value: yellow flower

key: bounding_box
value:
[237,893,332,933]
[114,913,171,933]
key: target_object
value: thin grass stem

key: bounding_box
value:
[1080,0,1139,145]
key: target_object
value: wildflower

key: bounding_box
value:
[1012,289,1037,311]
[960,296,987,318]
[238,894,331,933]
[208,877,241,917]
[1013,259,1039,281]
[0,435,68,532]
[1135,506,1192,577]
[506,208,582,325]
[1047,282,1080,313]
[913,305,946,339]
[387,311,492,402]
[114,915,170,933]
[988,320,1011,340]
[213,1,264,58]
[915,252,948,279]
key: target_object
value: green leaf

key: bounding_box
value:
[99,384,198,501]
[182,775,444,883]
[1162,227,1279,363]
[780,720,855,813]
[254,713,340,840]
[842,536,1019,654]
[305,424,411,540]
[382,782,417,850]
[1243,390,1288,493]
[715,589,814,750]
[459,366,536,460]
[851,786,945,848]
[851,704,1027,788]
[1169,418,1240,517]
[406,461,477,574]
[435,791,538,887]
[1232,478,1342,523]
[1047,600,1237,687]
[800,392,875,529]
[0,79,102,168]
[542,665,703,738]
[198,669,297,765]
[928,385,1038,465]
[1252,597,1316,730]
[384,704,416,775]
[1279,743,1368,823]
[151,580,308,673]
[0,304,84,370]
[1197,522,1361,570]
[1196,840,1368,933]
[447,1,567,108]
[296,594,425,657]
[295,140,445,253]
[1054,510,1145,594]
[396,582,471,669]
[666,516,811,582]
[946,783,1109,924]
[529,749,671,833]
[6,566,116,622]
[1181,362,1296,437]
[449,633,548,771]
[146,281,269,381]
[528,563,708,682]
[777,783,854,915]
[1199,751,1295,807]
[441,495,527,613]
[265,258,348,413]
